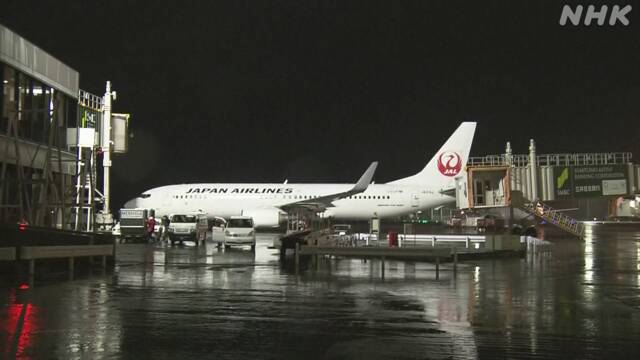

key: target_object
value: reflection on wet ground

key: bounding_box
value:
[2,226,640,359]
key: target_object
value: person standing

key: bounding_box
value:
[161,215,170,242]
[146,216,156,243]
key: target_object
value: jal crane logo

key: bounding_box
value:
[437,151,462,177]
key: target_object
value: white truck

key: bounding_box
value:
[118,208,148,243]
[167,213,208,246]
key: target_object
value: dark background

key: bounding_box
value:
[1,0,638,209]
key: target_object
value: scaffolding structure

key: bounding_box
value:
[70,89,103,231]
[70,83,128,232]
[0,90,73,227]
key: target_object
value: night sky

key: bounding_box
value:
[2,1,639,209]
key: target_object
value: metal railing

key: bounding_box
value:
[468,152,632,167]
[467,155,508,166]
[536,152,632,166]
[334,233,528,249]
[522,201,584,237]
[397,234,487,248]
[78,89,103,111]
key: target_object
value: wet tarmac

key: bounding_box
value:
[2,225,640,359]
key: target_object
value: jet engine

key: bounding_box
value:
[241,208,287,228]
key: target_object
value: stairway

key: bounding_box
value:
[73,165,94,232]
[522,201,584,237]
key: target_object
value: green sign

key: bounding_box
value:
[79,106,100,128]
[554,165,628,198]
[555,167,572,198]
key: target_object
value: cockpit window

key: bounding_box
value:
[140,194,151,198]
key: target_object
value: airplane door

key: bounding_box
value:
[411,193,419,207]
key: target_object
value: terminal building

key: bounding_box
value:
[0,23,79,227]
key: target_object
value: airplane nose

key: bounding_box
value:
[124,198,138,208]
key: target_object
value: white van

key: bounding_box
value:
[222,216,256,251]
[167,213,208,246]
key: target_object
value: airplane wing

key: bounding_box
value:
[278,161,378,213]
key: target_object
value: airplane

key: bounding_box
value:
[123,122,476,227]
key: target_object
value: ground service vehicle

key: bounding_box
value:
[222,216,256,251]
[331,224,352,236]
[167,213,208,246]
[118,208,148,243]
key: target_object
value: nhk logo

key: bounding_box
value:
[437,151,462,177]
[559,5,631,26]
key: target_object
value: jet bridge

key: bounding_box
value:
[453,140,635,236]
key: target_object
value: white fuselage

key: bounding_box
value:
[128,182,453,224]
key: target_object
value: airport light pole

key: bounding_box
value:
[529,139,538,201]
[102,81,116,220]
